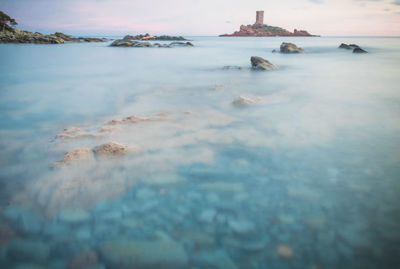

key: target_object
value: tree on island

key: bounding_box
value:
[0,11,17,32]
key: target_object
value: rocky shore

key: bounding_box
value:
[0,29,107,44]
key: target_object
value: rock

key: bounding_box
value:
[193,249,237,269]
[250,56,276,70]
[54,148,95,167]
[228,219,255,235]
[92,142,131,158]
[222,66,244,70]
[3,206,43,235]
[0,223,15,252]
[339,43,352,49]
[0,28,105,44]
[199,209,217,223]
[280,42,305,53]
[56,127,96,140]
[6,239,50,263]
[241,240,268,252]
[169,41,193,47]
[277,245,293,258]
[58,209,90,224]
[232,95,262,106]
[99,240,188,268]
[353,47,367,53]
[13,264,47,269]
[70,250,98,269]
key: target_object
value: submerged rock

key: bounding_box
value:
[92,142,130,158]
[280,42,305,53]
[193,249,237,269]
[99,240,188,268]
[232,95,262,106]
[70,249,98,269]
[228,219,256,235]
[0,223,15,252]
[6,239,50,263]
[277,245,293,258]
[169,41,193,47]
[56,127,96,140]
[54,148,94,167]
[58,209,91,224]
[250,56,276,70]
[222,66,244,70]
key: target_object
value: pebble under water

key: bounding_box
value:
[0,36,400,268]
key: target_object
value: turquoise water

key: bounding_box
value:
[0,37,400,268]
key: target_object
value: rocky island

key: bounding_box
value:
[220,11,318,37]
[0,11,106,44]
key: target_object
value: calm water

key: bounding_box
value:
[0,37,399,268]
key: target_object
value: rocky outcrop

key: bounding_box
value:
[121,33,187,41]
[220,24,317,37]
[280,42,305,54]
[110,39,193,48]
[339,43,368,53]
[250,56,276,70]
[0,29,107,44]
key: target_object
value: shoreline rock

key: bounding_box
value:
[0,29,107,44]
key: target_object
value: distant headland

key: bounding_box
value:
[220,11,319,37]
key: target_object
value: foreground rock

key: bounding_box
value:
[250,56,276,70]
[0,29,106,44]
[6,239,50,263]
[233,95,262,106]
[54,148,94,167]
[280,42,305,53]
[92,141,144,158]
[99,240,188,268]
[110,39,193,48]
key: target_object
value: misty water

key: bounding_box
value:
[0,37,399,268]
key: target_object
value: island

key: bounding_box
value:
[220,11,318,37]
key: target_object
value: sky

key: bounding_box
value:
[1,0,400,36]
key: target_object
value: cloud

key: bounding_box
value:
[309,0,324,3]
[392,0,400,5]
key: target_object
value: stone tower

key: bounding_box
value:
[255,11,264,25]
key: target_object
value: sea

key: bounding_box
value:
[0,36,399,268]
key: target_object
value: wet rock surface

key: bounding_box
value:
[339,43,368,53]
[250,56,277,70]
[280,42,305,53]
